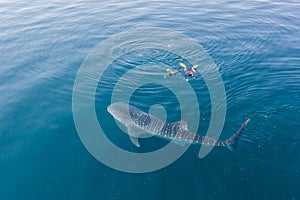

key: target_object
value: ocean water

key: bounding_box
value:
[1,0,300,199]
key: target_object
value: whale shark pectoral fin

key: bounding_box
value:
[129,136,140,147]
[127,125,143,147]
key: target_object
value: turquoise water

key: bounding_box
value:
[1,0,300,199]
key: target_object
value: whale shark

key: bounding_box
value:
[107,102,250,151]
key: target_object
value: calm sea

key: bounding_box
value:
[0,0,299,199]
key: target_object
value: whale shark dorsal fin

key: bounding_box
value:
[179,120,188,130]
[127,125,142,147]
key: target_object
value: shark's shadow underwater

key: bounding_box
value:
[107,102,250,153]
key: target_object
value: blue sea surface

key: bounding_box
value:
[1,0,300,199]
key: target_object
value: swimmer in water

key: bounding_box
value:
[179,63,199,81]
[164,68,179,78]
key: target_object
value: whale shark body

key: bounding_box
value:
[107,102,250,151]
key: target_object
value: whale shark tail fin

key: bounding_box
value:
[224,119,250,151]
[226,141,238,152]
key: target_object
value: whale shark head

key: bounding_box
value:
[107,102,130,123]
[107,102,162,147]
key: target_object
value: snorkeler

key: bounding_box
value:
[164,68,179,78]
[179,62,199,77]
[163,63,199,81]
